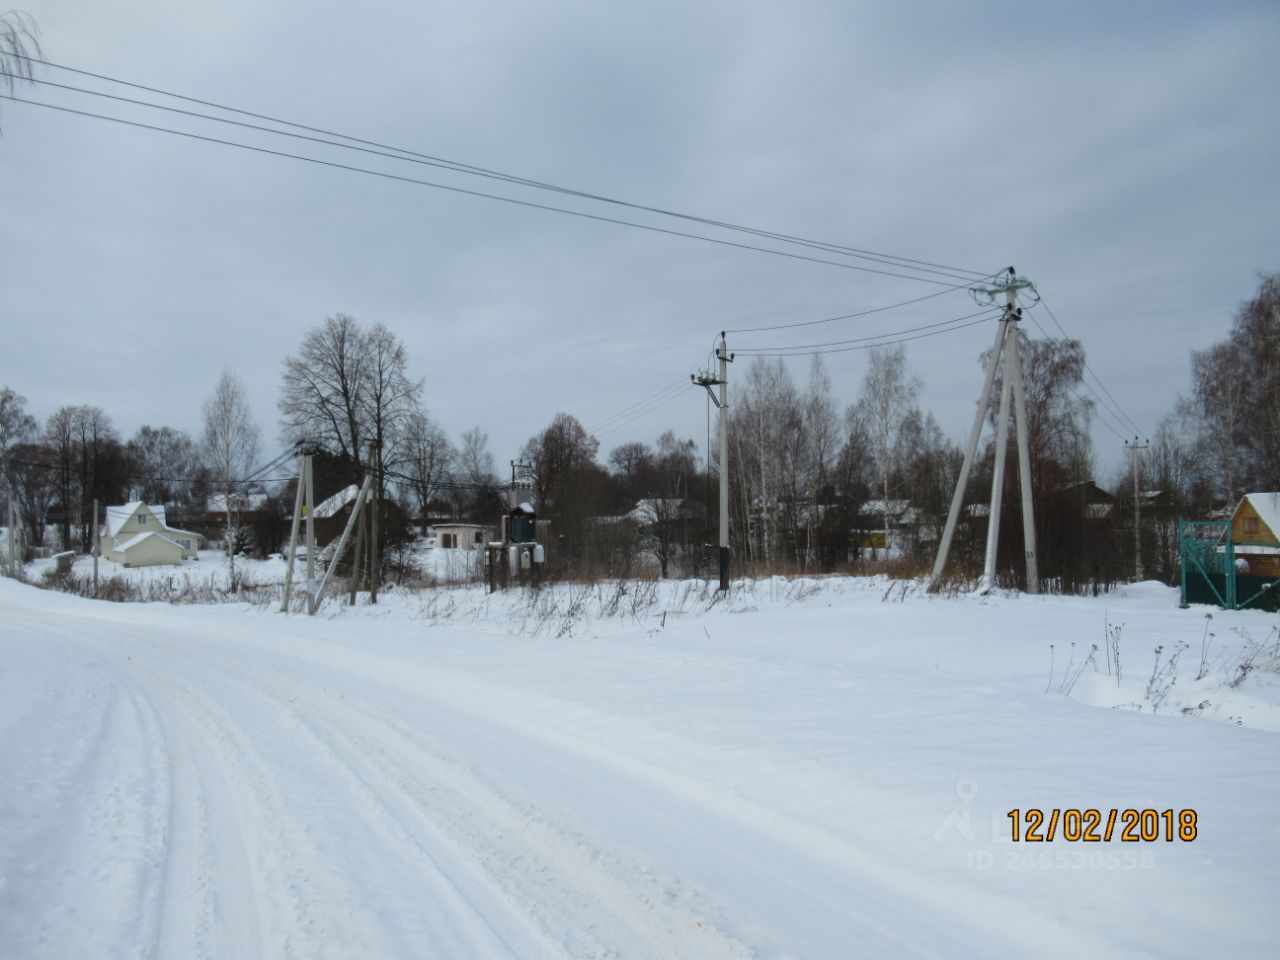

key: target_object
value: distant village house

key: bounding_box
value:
[101,502,202,568]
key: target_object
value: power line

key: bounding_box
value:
[723,279,997,334]
[734,307,1001,354]
[1034,296,1148,439]
[1024,311,1145,440]
[22,58,993,284]
[9,91,981,286]
[594,386,691,440]
[586,380,689,434]
[732,312,998,358]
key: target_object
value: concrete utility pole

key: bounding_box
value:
[5,501,14,576]
[305,454,316,608]
[281,449,320,614]
[1126,438,1150,581]
[931,268,1039,594]
[92,499,99,591]
[693,332,734,590]
[369,441,380,604]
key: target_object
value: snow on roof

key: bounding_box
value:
[207,492,270,513]
[861,499,911,516]
[113,530,184,554]
[517,501,535,514]
[1241,492,1280,539]
[312,484,370,519]
[106,502,168,536]
[627,499,682,524]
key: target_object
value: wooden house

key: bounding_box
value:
[1226,492,1280,577]
[101,502,202,567]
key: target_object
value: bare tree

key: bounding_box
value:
[521,413,600,513]
[280,313,369,480]
[401,407,454,522]
[279,314,420,498]
[0,385,37,516]
[1188,272,1280,499]
[126,425,200,505]
[203,369,260,584]
[857,346,921,559]
[361,321,422,475]
[43,406,74,549]
[0,10,40,131]
[454,427,500,521]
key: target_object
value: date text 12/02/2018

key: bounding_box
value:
[1006,809,1197,842]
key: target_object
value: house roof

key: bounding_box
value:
[1238,492,1280,539]
[312,484,369,519]
[105,502,168,536]
[627,498,683,524]
[114,530,185,554]
[207,492,270,513]
[861,499,911,517]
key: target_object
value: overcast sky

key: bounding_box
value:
[2,0,1277,483]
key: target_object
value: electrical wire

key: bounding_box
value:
[586,380,689,433]
[733,308,1001,354]
[1034,296,1148,439]
[593,387,691,440]
[732,312,998,358]
[724,278,999,335]
[1024,310,1145,441]
[22,58,994,284]
[8,91,982,286]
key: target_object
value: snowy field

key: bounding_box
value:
[1,574,1278,959]
[27,543,487,592]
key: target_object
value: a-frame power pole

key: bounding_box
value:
[931,268,1039,594]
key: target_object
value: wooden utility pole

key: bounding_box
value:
[1126,438,1150,581]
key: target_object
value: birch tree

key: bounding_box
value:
[203,369,260,585]
[857,346,921,559]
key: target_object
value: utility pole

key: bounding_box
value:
[1126,438,1149,581]
[305,454,316,609]
[369,441,380,604]
[281,450,307,613]
[932,268,1039,594]
[92,498,99,591]
[693,332,733,590]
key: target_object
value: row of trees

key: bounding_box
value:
[3,271,1275,590]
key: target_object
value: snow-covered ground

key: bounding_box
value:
[1,575,1277,958]
[25,542,488,594]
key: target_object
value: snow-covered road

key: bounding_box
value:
[2,577,1278,958]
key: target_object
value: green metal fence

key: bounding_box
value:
[1179,519,1280,611]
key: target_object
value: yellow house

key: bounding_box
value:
[1227,492,1280,578]
[101,502,202,568]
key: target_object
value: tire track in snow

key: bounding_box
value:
[57,615,560,959]
[253,670,754,960]
[5,610,271,960]
[128,629,750,959]
[270,650,1141,960]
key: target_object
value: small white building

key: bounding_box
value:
[101,502,202,568]
[433,522,493,549]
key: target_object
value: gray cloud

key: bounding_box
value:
[2,0,1277,480]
